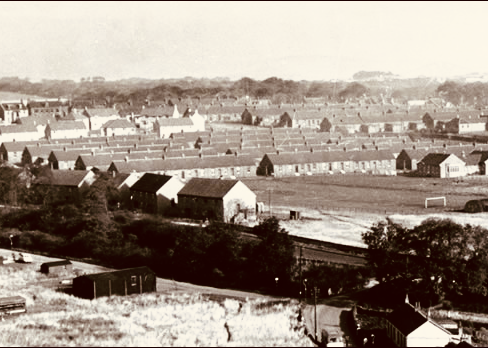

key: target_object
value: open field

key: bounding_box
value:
[0,91,43,101]
[0,250,310,347]
[243,175,488,214]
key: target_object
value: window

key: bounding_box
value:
[181,171,185,179]
[295,165,299,173]
[131,275,137,286]
[341,162,344,170]
[210,168,215,177]
[329,163,333,171]
[247,167,251,174]
[230,167,235,176]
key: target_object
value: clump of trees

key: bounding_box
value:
[362,217,488,309]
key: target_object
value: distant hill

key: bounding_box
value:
[353,71,395,81]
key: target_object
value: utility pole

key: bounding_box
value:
[299,246,303,302]
[314,286,318,342]
[268,188,272,216]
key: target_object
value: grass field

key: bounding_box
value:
[242,174,488,214]
[0,91,43,101]
[0,259,311,347]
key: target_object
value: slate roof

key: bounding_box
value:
[156,118,194,127]
[64,110,88,121]
[110,154,258,173]
[130,173,174,193]
[265,149,395,165]
[178,178,239,198]
[77,266,154,282]
[140,106,174,117]
[84,108,120,118]
[49,121,86,131]
[0,124,38,134]
[387,303,451,336]
[418,153,455,166]
[102,119,135,129]
[35,170,91,187]
[387,303,427,335]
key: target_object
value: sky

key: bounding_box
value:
[1,1,488,82]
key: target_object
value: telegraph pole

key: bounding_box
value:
[314,286,318,342]
[299,246,303,302]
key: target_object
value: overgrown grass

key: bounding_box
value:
[0,263,311,347]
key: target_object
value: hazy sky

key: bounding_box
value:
[1,1,487,82]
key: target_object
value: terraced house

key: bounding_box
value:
[258,149,397,177]
[108,153,259,180]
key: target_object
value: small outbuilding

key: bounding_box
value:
[40,260,73,275]
[72,266,156,300]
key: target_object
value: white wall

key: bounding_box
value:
[407,322,450,347]
[223,181,257,223]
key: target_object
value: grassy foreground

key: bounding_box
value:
[0,263,311,347]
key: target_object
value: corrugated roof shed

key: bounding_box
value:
[80,266,154,281]
[418,153,452,166]
[36,170,91,187]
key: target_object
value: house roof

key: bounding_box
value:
[387,303,451,336]
[84,108,120,118]
[41,260,72,267]
[49,121,86,131]
[418,153,455,166]
[0,124,38,134]
[102,118,135,129]
[130,173,174,193]
[35,170,91,187]
[177,178,239,198]
[110,154,258,173]
[76,266,154,282]
[387,303,428,336]
[64,110,88,121]
[140,106,175,117]
[156,117,194,127]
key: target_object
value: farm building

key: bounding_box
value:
[417,153,466,178]
[40,260,73,275]
[386,301,452,347]
[177,178,257,223]
[72,266,156,300]
[130,173,184,214]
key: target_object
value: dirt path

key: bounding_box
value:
[0,248,273,300]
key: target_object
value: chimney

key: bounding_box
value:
[199,153,203,159]
[295,148,298,153]
[134,143,138,149]
[162,154,166,160]
[124,156,129,162]
[405,294,409,304]
[276,150,280,155]
[310,147,314,153]
[413,145,416,150]
[91,150,95,156]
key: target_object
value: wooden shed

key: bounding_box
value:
[72,266,156,300]
[40,260,73,275]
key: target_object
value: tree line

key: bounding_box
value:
[362,217,488,312]
[0,165,367,297]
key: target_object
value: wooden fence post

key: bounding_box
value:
[109,279,111,297]
[94,281,96,299]
[140,275,142,294]
[124,280,127,296]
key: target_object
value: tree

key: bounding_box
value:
[251,217,295,290]
[338,82,369,100]
[363,218,488,305]
[319,117,332,132]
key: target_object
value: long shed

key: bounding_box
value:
[72,266,156,300]
[40,260,73,275]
